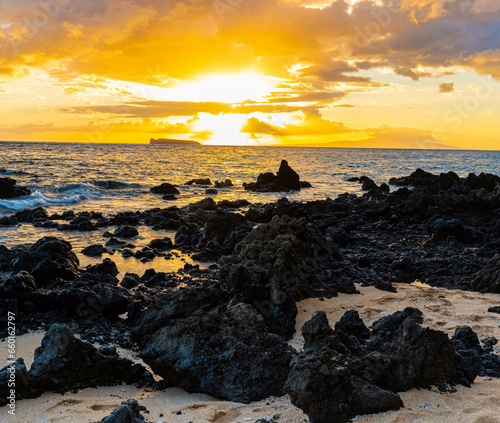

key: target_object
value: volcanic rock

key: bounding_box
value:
[131,287,294,403]
[150,183,180,195]
[214,179,234,188]
[0,271,36,298]
[471,254,500,293]
[0,324,153,406]
[97,399,151,423]
[82,244,108,257]
[11,237,80,286]
[148,237,173,251]
[220,215,358,339]
[114,225,139,239]
[201,210,252,251]
[286,308,480,423]
[244,160,310,192]
[0,177,31,199]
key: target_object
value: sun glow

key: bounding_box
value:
[138,71,276,104]
[195,113,252,145]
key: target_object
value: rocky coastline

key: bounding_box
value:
[1,162,499,423]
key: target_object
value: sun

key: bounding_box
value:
[137,71,276,104]
[195,113,253,145]
[175,72,275,103]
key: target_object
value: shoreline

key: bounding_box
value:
[1,283,499,423]
[1,165,499,423]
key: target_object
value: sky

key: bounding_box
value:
[0,0,499,149]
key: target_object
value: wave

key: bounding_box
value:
[91,180,142,190]
[48,183,99,195]
[0,192,85,213]
[0,168,29,176]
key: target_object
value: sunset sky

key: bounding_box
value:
[0,0,499,149]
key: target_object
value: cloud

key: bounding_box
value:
[58,100,316,118]
[242,111,353,136]
[0,0,498,85]
[439,82,455,93]
[0,0,499,146]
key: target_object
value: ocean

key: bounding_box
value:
[2,141,499,216]
[1,141,499,274]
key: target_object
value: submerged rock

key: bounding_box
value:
[82,244,108,257]
[150,183,180,195]
[131,287,294,403]
[471,254,500,293]
[214,179,234,188]
[220,215,358,339]
[244,160,311,192]
[286,308,480,423]
[114,225,139,239]
[0,177,31,199]
[185,178,212,185]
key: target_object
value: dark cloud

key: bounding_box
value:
[439,82,455,93]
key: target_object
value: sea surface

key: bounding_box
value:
[1,141,499,274]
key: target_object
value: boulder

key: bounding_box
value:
[0,325,153,405]
[276,159,301,190]
[21,273,131,318]
[471,254,500,293]
[97,399,151,423]
[0,271,36,298]
[220,216,358,339]
[87,258,119,278]
[11,237,80,286]
[214,179,234,188]
[286,308,480,423]
[82,244,108,257]
[120,273,141,289]
[14,207,48,223]
[217,199,251,208]
[201,211,252,251]
[148,237,173,251]
[187,197,217,211]
[0,358,34,406]
[244,160,310,192]
[361,178,379,191]
[131,287,294,403]
[389,168,440,186]
[0,177,31,199]
[150,183,180,195]
[286,312,403,423]
[114,225,139,239]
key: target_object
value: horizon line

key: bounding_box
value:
[1,139,500,152]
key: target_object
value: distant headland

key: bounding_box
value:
[150,138,201,146]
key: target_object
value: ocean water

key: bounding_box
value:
[1,142,499,275]
[1,141,499,216]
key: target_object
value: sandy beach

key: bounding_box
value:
[2,282,499,423]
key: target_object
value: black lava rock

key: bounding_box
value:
[114,225,139,239]
[131,287,294,403]
[11,237,80,286]
[150,183,180,195]
[0,177,31,199]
